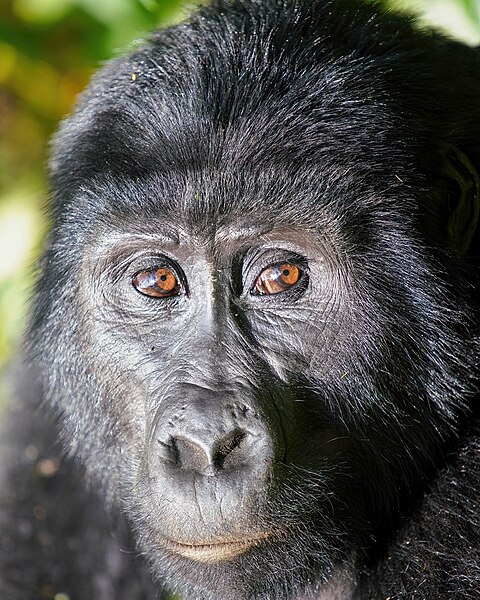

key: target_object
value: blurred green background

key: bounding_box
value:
[0,0,480,407]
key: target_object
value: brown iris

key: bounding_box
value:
[133,267,180,298]
[253,262,302,295]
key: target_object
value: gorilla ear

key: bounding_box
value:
[439,146,480,255]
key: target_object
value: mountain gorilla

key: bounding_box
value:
[0,0,479,598]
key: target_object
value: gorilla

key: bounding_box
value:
[0,0,479,599]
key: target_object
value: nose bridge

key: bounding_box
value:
[186,265,241,380]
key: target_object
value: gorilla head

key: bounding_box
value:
[28,0,480,598]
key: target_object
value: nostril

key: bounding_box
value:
[214,429,247,469]
[159,429,249,474]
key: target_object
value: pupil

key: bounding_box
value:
[282,269,290,277]
[160,274,167,281]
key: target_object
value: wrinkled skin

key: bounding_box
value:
[1,1,480,599]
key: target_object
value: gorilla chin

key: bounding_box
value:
[145,524,351,600]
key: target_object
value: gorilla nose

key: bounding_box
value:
[154,393,273,479]
[168,428,249,474]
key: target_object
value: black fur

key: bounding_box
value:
[1,1,479,598]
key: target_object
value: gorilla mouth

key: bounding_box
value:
[159,533,271,563]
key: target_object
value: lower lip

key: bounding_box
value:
[160,535,269,563]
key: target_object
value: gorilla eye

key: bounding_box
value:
[253,262,302,295]
[132,267,181,298]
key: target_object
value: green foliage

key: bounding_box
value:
[461,0,480,26]
[385,0,480,44]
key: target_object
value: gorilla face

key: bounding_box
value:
[70,172,366,597]
[32,167,476,599]
[29,1,480,599]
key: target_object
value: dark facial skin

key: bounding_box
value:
[27,1,480,599]
[79,190,360,595]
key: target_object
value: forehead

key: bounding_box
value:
[76,158,393,247]
[59,70,402,188]
[58,70,408,233]
[50,12,415,235]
